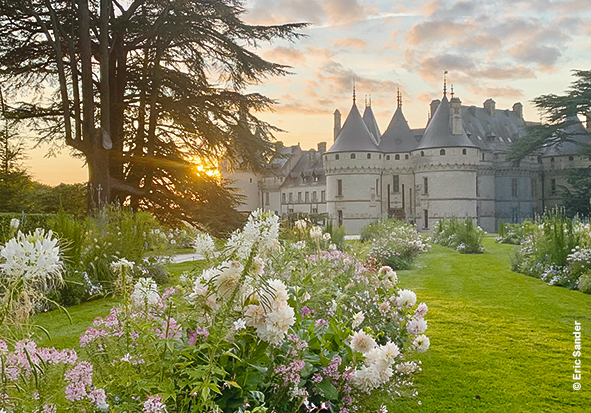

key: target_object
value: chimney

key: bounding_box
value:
[334,109,342,141]
[484,98,496,116]
[317,142,327,153]
[586,112,591,132]
[512,102,523,119]
[450,97,463,135]
[429,99,441,122]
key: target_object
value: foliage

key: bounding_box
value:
[496,221,536,245]
[562,168,591,217]
[0,0,306,234]
[361,219,431,270]
[511,208,590,292]
[432,218,485,254]
[27,183,87,216]
[0,170,34,212]
[0,213,56,244]
[508,69,591,163]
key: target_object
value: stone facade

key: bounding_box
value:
[224,92,591,234]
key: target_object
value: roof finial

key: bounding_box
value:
[369,94,372,107]
[443,70,448,97]
[352,78,356,104]
[397,88,402,108]
[451,84,454,98]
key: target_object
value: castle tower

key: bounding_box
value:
[323,95,383,233]
[379,90,416,221]
[412,94,479,231]
[362,96,381,145]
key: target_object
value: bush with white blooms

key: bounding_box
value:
[0,210,429,412]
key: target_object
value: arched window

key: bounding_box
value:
[367,153,371,159]
[569,156,574,161]
[351,153,356,159]
[405,154,409,159]
[462,149,467,155]
[386,155,391,160]
[379,154,382,159]
[440,149,446,155]
[421,151,425,157]
[335,154,339,160]
[395,154,400,160]
[550,157,555,163]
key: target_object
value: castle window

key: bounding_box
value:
[386,155,391,160]
[282,193,286,204]
[312,191,317,202]
[335,154,340,160]
[551,179,556,195]
[462,149,467,155]
[321,190,326,202]
[393,175,400,193]
[367,153,371,159]
[337,180,343,196]
[511,178,518,198]
[423,177,429,194]
[249,178,253,183]
[289,193,293,203]
[312,206,318,214]
[405,154,409,159]
[482,153,485,161]
[531,178,537,197]
[265,192,270,205]
[395,154,400,160]
[440,149,446,155]
[476,176,479,197]
[298,192,302,203]
[569,156,574,161]
[337,210,343,226]
[421,151,425,157]
[424,210,429,229]
[314,175,319,182]
[305,192,309,203]
[550,157,555,163]
[375,179,379,196]
[379,154,382,159]
[351,153,356,159]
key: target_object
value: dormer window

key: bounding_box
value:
[405,154,409,159]
[335,154,340,160]
[569,156,574,161]
[421,151,425,157]
[550,157,555,163]
[351,153,356,159]
[386,155,391,160]
[367,153,371,159]
[462,149,467,155]
[440,149,446,155]
[395,154,400,160]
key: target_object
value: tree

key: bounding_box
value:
[0,0,305,234]
[562,169,591,217]
[508,70,591,162]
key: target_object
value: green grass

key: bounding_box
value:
[384,238,591,412]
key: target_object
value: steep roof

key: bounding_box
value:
[543,116,591,157]
[326,103,381,153]
[282,150,326,188]
[362,105,381,145]
[416,96,476,150]
[462,105,525,152]
[379,106,417,153]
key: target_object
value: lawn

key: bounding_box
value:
[384,238,591,412]
[32,240,590,412]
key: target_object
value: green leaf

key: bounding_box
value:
[317,380,339,400]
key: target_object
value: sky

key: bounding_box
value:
[26,0,591,185]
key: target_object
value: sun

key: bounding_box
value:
[190,157,221,179]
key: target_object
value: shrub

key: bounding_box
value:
[496,221,535,245]
[432,218,485,254]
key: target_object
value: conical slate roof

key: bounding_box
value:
[326,103,381,153]
[416,96,476,149]
[379,106,417,153]
[543,116,590,157]
[362,105,381,145]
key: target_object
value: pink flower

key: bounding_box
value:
[144,395,166,413]
[156,317,182,340]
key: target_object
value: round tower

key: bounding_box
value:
[323,95,384,234]
[411,93,480,231]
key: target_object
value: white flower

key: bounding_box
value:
[406,316,428,336]
[258,305,295,345]
[352,365,380,393]
[380,342,400,365]
[9,218,19,231]
[350,330,376,354]
[214,261,243,299]
[295,219,307,231]
[244,304,266,329]
[352,311,365,328]
[396,289,417,309]
[413,334,430,352]
[252,256,266,277]
[415,302,428,317]
[379,301,391,314]
[328,243,337,251]
[131,277,160,307]
[396,361,420,375]
[309,226,323,240]
[192,233,215,257]
[232,318,247,331]
[110,258,134,274]
[0,229,62,285]
[302,291,311,302]
[322,232,331,241]
[260,279,289,310]
[294,241,306,250]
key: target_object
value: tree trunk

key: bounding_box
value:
[87,148,111,211]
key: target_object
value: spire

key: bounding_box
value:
[352,78,356,104]
[369,94,372,107]
[451,84,454,99]
[397,88,402,108]
[443,70,448,97]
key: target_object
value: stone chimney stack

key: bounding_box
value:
[513,102,523,119]
[317,142,327,153]
[450,96,463,135]
[429,99,441,122]
[333,109,342,141]
[484,98,496,116]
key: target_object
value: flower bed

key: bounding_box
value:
[432,218,485,254]
[0,211,430,412]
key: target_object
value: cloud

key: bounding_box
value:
[333,37,367,50]
[406,20,474,45]
[467,85,525,100]
[323,0,369,25]
[261,47,306,65]
[508,44,562,67]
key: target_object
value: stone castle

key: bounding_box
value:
[225,87,591,234]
